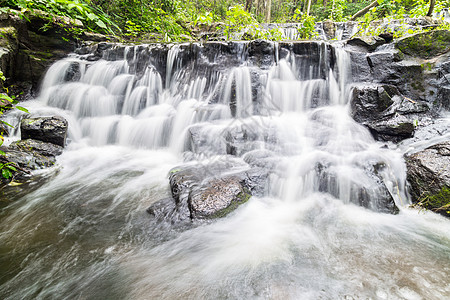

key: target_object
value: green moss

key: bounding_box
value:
[21,50,54,61]
[396,30,450,59]
[416,186,450,216]
[209,189,251,219]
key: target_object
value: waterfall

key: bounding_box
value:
[1,41,449,300]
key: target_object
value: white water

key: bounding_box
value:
[1,42,449,299]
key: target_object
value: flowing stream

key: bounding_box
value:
[1,41,449,299]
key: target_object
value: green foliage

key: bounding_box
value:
[224,5,256,40]
[1,0,118,34]
[414,186,450,215]
[0,162,17,179]
[0,70,28,179]
[330,0,347,21]
[293,8,317,39]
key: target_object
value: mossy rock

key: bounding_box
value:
[415,186,450,216]
[396,30,450,59]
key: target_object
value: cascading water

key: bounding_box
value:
[1,41,449,300]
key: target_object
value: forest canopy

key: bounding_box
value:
[0,0,449,41]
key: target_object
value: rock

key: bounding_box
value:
[11,139,64,157]
[350,84,429,142]
[190,177,251,219]
[379,32,393,43]
[21,116,68,147]
[322,20,336,40]
[367,115,415,143]
[405,141,450,216]
[396,30,450,59]
[347,36,386,52]
[0,138,64,182]
[248,39,276,68]
[316,162,399,214]
[148,158,268,223]
[0,145,56,177]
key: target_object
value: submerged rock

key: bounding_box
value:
[316,162,399,214]
[405,141,450,216]
[21,116,68,147]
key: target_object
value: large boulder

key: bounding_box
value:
[147,158,268,223]
[405,141,450,216]
[21,116,68,147]
[350,84,429,142]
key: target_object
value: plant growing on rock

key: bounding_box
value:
[0,70,28,179]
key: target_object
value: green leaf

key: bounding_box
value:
[7,164,17,171]
[0,120,13,128]
[15,106,29,113]
[87,13,98,21]
[0,93,14,103]
[95,19,107,29]
[2,168,12,179]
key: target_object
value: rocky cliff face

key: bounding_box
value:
[0,10,114,98]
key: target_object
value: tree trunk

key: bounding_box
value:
[306,0,312,16]
[350,0,379,21]
[246,0,253,12]
[427,0,436,17]
[265,0,272,22]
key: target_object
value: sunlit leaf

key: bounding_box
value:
[96,19,107,29]
[15,106,29,113]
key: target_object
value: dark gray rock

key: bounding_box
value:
[350,84,429,142]
[0,145,56,175]
[11,139,64,157]
[316,162,399,214]
[347,36,386,52]
[21,116,68,147]
[405,141,450,216]
[248,39,276,68]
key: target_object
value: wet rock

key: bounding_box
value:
[316,162,399,214]
[190,176,251,219]
[405,141,450,216]
[350,84,429,142]
[21,116,68,147]
[148,158,268,223]
[0,138,64,181]
[396,30,450,59]
[248,39,275,68]
[0,145,56,179]
[347,36,386,52]
[11,139,64,157]
[322,20,336,40]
